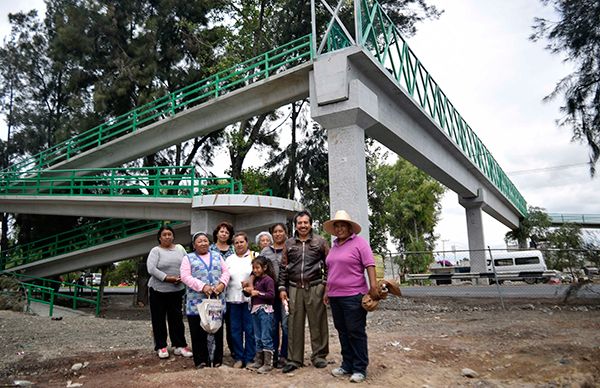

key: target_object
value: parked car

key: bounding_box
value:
[559,272,574,283]
[583,267,598,278]
[85,272,102,286]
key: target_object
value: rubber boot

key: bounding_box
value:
[248,351,264,370]
[258,350,273,374]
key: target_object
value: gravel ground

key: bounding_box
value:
[1,295,600,387]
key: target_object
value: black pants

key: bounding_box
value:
[329,294,368,375]
[225,308,234,355]
[149,287,187,351]
[187,315,224,367]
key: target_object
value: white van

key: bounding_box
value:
[486,250,548,283]
[84,272,102,286]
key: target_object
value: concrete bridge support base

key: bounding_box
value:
[460,190,488,285]
[190,195,303,243]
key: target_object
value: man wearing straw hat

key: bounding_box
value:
[279,210,330,373]
[323,210,379,384]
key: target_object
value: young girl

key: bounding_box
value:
[245,256,275,373]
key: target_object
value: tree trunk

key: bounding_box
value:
[286,101,302,198]
[136,257,149,307]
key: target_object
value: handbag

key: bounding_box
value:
[197,296,225,334]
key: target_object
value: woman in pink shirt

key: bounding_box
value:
[323,211,379,384]
[180,232,230,368]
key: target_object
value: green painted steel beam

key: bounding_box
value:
[0,219,179,270]
[357,0,527,216]
[0,166,244,198]
[2,35,313,180]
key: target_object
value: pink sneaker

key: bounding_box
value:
[157,347,169,359]
[174,347,193,357]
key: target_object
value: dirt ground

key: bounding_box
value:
[1,295,599,387]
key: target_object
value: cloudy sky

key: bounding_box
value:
[1,1,597,257]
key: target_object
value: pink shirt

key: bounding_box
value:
[325,234,375,297]
[180,252,230,292]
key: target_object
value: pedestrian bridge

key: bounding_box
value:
[0,0,528,276]
[549,213,600,228]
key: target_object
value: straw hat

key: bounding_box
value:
[323,210,362,235]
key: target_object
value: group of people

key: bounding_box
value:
[146,209,379,383]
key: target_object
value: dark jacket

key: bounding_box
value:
[251,275,275,306]
[278,231,329,290]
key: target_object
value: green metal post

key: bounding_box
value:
[49,291,54,317]
[170,93,176,116]
[95,291,101,316]
[355,0,362,46]
[265,52,270,78]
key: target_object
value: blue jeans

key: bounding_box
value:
[227,302,255,363]
[253,308,274,352]
[329,294,368,376]
[273,296,288,359]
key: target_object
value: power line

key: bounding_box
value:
[507,162,591,176]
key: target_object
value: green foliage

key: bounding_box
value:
[545,223,583,271]
[531,0,600,176]
[505,206,552,248]
[368,146,444,272]
[294,123,330,225]
[240,167,271,195]
[378,0,443,37]
[581,232,600,269]
[105,259,138,285]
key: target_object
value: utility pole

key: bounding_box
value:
[441,239,449,265]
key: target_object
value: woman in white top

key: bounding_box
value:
[225,231,256,368]
[146,225,192,359]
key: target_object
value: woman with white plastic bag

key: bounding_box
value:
[180,232,230,368]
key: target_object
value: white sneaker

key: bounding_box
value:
[174,347,193,357]
[331,367,350,377]
[157,347,169,359]
[350,373,366,383]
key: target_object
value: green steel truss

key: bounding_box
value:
[2,35,313,179]
[0,166,242,197]
[0,272,102,316]
[358,0,526,215]
[0,218,180,270]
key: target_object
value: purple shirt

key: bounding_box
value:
[326,234,375,297]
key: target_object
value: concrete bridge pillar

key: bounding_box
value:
[459,189,488,283]
[191,195,303,243]
[309,54,379,241]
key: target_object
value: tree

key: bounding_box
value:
[581,231,600,270]
[239,167,271,195]
[369,154,445,273]
[505,206,552,248]
[531,0,600,176]
[545,223,583,273]
[378,0,442,37]
[106,259,138,285]
[0,38,22,254]
[0,1,229,245]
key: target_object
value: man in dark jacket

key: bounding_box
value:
[279,210,330,373]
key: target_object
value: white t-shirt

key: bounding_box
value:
[225,250,255,303]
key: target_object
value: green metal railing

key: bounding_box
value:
[548,213,600,225]
[0,219,181,270]
[2,272,101,316]
[2,35,314,178]
[357,0,527,216]
[0,166,243,198]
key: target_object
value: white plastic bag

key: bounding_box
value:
[198,297,224,334]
